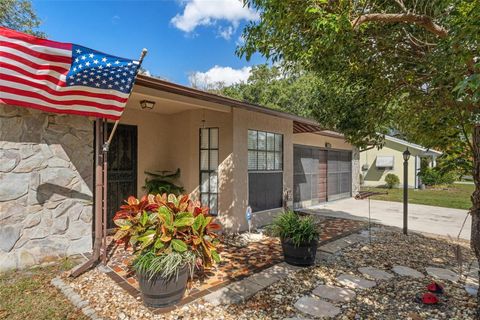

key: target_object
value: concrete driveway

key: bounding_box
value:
[304,198,471,240]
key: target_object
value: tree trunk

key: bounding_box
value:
[471,124,480,316]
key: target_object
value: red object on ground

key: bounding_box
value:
[427,281,444,294]
[422,292,439,304]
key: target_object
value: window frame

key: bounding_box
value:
[247,129,283,172]
[199,127,219,215]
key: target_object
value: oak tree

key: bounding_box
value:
[238,0,480,311]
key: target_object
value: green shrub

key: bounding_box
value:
[113,194,221,280]
[419,167,456,186]
[267,211,319,247]
[143,168,185,195]
[385,173,400,189]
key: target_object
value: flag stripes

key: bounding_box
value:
[0,27,140,119]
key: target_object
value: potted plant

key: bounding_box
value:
[268,210,319,266]
[113,193,221,308]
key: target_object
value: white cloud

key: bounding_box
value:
[189,65,252,89]
[171,0,258,37]
[218,25,234,40]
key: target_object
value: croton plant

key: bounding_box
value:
[113,193,221,277]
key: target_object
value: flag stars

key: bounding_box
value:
[68,45,139,93]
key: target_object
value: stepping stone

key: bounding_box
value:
[294,296,340,318]
[204,279,263,306]
[358,267,394,281]
[336,274,376,289]
[312,284,356,303]
[317,234,366,254]
[425,267,459,282]
[465,284,479,297]
[392,265,424,279]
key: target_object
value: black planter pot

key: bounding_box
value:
[281,238,318,266]
[137,266,189,308]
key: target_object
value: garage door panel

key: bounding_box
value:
[293,145,327,207]
[327,150,352,201]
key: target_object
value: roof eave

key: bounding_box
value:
[134,74,320,126]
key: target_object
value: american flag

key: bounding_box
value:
[0,26,141,120]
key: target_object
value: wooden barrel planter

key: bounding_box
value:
[137,266,189,308]
[281,238,318,266]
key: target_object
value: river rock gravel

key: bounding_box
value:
[62,227,478,319]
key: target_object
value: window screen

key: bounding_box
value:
[200,128,218,215]
[247,130,283,212]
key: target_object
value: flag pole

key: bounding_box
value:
[71,48,148,277]
[102,48,148,153]
[100,48,148,263]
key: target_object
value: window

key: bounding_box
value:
[200,128,218,215]
[248,130,283,171]
[375,156,394,169]
[248,130,283,212]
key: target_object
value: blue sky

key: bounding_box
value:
[32,0,266,86]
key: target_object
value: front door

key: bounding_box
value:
[106,123,137,228]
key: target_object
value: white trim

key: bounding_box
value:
[384,135,442,156]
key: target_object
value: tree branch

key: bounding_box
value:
[351,13,448,38]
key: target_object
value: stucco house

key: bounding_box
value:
[360,135,442,189]
[0,74,360,271]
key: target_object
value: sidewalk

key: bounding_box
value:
[304,198,471,240]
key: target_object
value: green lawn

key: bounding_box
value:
[361,183,474,210]
[0,260,88,320]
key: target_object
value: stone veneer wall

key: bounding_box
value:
[0,105,94,271]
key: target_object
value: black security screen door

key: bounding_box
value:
[106,123,137,228]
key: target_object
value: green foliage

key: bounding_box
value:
[0,0,45,37]
[384,173,400,189]
[419,167,456,186]
[133,250,196,281]
[112,193,221,279]
[268,211,319,247]
[436,136,473,178]
[215,65,318,118]
[238,0,480,150]
[143,168,185,196]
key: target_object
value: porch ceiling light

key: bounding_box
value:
[403,148,411,161]
[140,100,155,110]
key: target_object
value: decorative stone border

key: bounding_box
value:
[51,277,103,320]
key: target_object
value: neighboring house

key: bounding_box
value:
[0,74,360,271]
[360,135,442,188]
